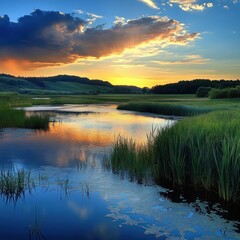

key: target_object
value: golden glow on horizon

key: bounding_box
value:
[10,66,239,88]
[0,6,239,87]
[2,41,237,87]
[1,45,238,88]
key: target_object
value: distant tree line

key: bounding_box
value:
[151,79,240,94]
[208,86,240,99]
[2,74,240,96]
[196,87,212,97]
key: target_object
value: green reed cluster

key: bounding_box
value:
[0,169,32,201]
[107,110,240,202]
[105,135,155,180]
[117,102,213,116]
[0,102,49,130]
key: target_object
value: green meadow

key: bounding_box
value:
[2,92,240,106]
[0,75,112,94]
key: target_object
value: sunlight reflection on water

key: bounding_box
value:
[0,104,239,239]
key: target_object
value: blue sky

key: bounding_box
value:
[0,0,239,87]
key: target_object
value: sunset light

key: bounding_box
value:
[1,1,240,239]
[1,0,239,87]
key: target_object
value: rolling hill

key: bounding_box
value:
[0,74,142,94]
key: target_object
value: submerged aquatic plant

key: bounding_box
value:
[0,169,32,203]
[57,178,70,198]
[81,182,91,198]
[76,150,97,170]
[29,209,46,240]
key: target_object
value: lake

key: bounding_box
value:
[0,104,239,239]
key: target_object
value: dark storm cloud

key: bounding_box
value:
[0,10,199,68]
[0,10,85,64]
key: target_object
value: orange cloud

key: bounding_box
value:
[138,0,159,9]
[0,10,199,70]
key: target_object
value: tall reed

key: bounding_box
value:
[117,102,213,116]
[105,134,156,181]
[0,169,32,202]
[106,110,240,202]
[0,103,49,130]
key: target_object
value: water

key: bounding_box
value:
[0,104,239,239]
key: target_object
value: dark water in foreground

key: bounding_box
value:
[0,104,239,240]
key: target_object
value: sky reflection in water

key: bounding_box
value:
[0,104,170,168]
[0,104,239,240]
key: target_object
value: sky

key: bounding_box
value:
[0,0,239,87]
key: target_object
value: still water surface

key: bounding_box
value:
[0,104,239,239]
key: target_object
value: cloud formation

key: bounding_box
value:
[74,10,103,25]
[169,0,213,11]
[152,54,209,65]
[0,10,199,69]
[138,0,159,9]
[0,10,85,65]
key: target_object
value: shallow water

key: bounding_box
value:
[0,104,239,239]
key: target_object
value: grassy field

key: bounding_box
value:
[116,94,240,116]
[1,92,240,128]
[2,92,240,108]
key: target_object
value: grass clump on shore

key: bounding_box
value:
[105,135,155,181]
[0,104,49,130]
[117,102,213,117]
[106,110,240,203]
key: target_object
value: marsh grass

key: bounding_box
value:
[24,114,49,130]
[106,110,240,202]
[0,169,32,202]
[157,111,240,202]
[81,182,91,198]
[0,167,93,207]
[117,102,213,116]
[76,151,97,170]
[57,178,70,198]
[104,134,156,182]
[0,103,49,130]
